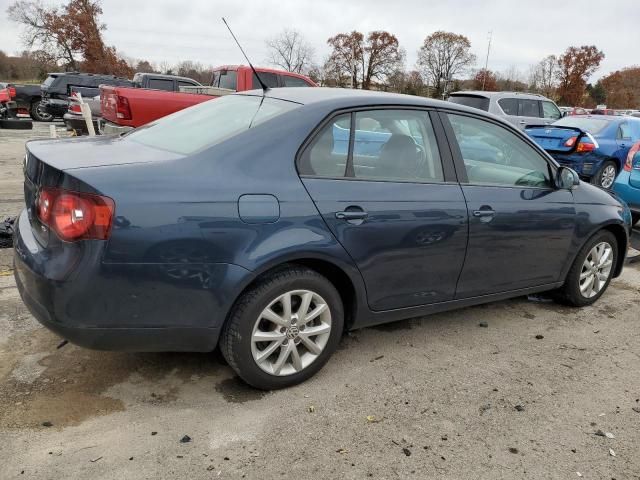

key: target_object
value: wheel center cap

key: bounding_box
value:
[286,326,300,339]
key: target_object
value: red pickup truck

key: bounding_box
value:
[99,65,316,134]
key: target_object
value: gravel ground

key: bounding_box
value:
[1,124,639,480]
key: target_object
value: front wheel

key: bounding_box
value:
[220,267,343,390]
[591,160,617,189]
[554,230,617,307]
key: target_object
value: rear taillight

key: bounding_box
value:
[69,103,81,113]
[36,187,115,241]
[624,143,640,172]
[576,141,595,153]
[116,95,131,120]
[564,136,577,147]
[8,86,16,98]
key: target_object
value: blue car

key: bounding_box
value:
[14,88,632,389]
[526,115,640,188]
[613,141,640,225]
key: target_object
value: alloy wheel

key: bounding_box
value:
[251,289,332,376]
[579,242,613,298]
[600,164,616,189]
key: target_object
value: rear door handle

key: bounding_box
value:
[335,211,368,221]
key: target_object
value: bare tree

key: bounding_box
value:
[417,31,476,98]
[361,31,404,90]
[327,31,364,88]
[266,29,315,74]
[529,55,558,97]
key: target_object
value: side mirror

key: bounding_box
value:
[556,166,580,189]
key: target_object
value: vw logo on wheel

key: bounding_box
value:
[286,326,300,339]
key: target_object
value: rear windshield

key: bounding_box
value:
[553,117,609,134]
[448,95,490,111]
[125,95,299,155]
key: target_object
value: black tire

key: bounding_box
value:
[0,118,33,130]
[554,230,618,307]
[30,100,53,122]
[220,266,344,390]
[0,236,12,249]
[590,160,617,189]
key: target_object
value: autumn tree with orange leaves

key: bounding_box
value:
[556,45,604,106]
[8,0,133,77]
[472,69,498,91]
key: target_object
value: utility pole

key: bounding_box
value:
[482,31,493,91]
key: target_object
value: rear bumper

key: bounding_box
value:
[98,119,133,135]
[13,209,250,352]
[552,153,606,178]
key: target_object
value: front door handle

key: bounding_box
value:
[336,210,368,221]
[472,209,495,217]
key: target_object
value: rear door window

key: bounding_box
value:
[252,72,279,89]
[498,98,518,116]
[518,99,541,117]
[618,123,632,140]
[148,78,175,91]
[448,95,490,111]
[282,75,311,87]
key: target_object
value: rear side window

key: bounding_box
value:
[618,123,632,140]
[178,80,197,89]
[126,95,299,155]
[518,99,541,117]
[447,113,551,188]
[42,75,57,88]
[148,78,175,91]
[448,95,490,112]
[252,72,279,89]
[299,110,444,183]
[282,75,311,87]
[498,98,518,116]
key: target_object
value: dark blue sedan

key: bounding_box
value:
[526,115,640,188]
[14,88,632,389]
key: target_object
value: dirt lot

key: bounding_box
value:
[1,124,639,480]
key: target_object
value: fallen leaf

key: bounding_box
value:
[366,415,382,423]
[308,405,315,413]
[605,432,615,439]
[609,448,616,457]
[576,473,583,478]
[336,448,348,454]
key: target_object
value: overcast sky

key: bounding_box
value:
[1,0,638,80]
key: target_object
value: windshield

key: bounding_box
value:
[553,117,609,134]
[126,95,299,155]
[448,95,490,112]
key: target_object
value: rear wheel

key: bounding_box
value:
[30,100,53,122]
[591,160,617,189]
[554,230,617,307]
[220,267,343,390]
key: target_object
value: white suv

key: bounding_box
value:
[448,91,563,130]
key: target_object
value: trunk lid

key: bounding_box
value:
[525,125,586,153]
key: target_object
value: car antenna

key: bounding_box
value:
[222,17,268,94]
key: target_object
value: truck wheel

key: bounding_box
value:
[220,266,343,390]
[591,160,617,189]
[554,230,617,307]
[0,118,33,130]
[30,100,53,122]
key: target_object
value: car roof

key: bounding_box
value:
[571,114,640,122]
[450,90,549,101]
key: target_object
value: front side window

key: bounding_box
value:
[518,99,540,117]
[299,110,444,183]
[219,70,237,90]
[252,72,279,89]
[542,101,561,120]
[447,113,551,188]
[126,95,299,155]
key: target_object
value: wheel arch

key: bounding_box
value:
[600,223,628,277]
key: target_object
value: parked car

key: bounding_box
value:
[0,83,32,129]
[7,83,52,121]
[41,72,133,119]
[590,108,616,116]
[447,91,562,130]
[14,89,631,389]
[526,115,640,188]
[63,93,101,134]
[613,141,640,225]
[99,65,317,134]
